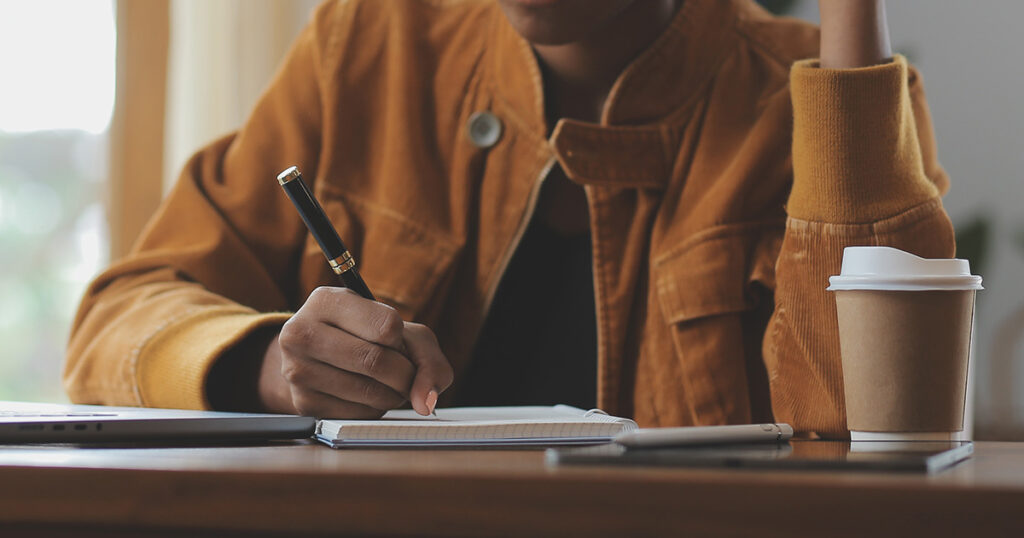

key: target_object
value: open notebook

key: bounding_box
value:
[315,405,638,448]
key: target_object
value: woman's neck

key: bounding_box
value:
[534,0,680,125]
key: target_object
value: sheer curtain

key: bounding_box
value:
[162,0,320,192]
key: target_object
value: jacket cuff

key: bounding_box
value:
[788,54,939,224]
[134,307,291,410]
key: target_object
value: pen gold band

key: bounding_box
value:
[328,251,356,274]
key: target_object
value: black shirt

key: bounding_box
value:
[455,210,597,409]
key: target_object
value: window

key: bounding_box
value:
[0,0,115,402]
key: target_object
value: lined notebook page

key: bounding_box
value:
[317,405,638,443]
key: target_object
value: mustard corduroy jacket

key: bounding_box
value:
[65,0,955,436]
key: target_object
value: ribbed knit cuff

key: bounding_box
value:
[788,55,939,224]
[134,307,292,410]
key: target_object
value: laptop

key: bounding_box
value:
[0,401,315,443]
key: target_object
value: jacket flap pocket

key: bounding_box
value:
[321,197,461,320]
[654,231,755,325]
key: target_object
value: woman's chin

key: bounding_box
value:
[497,0,636,46]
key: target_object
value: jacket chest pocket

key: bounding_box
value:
[310,196,462,322]
[655,233,755,324]
[651,230,763,425]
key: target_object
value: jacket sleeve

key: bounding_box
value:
[765,55,956,437]
[63,2,347,409]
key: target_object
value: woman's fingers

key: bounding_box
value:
[402,322,455,415]
[281,355,407,411]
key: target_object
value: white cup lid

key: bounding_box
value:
[827,247,983,291]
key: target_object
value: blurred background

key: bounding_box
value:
[0,0,1021,439]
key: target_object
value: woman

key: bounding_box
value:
[65,0,953,437]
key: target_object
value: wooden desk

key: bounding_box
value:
[0,441,1022,537]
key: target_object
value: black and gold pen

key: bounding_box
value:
[277,166,375,301]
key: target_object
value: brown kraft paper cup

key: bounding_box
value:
[835,289,975,433]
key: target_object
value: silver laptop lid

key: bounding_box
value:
[0,401,315,443]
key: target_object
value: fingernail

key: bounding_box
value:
[426,389,438,416]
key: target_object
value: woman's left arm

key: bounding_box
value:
[762,0,956,436]
[819,0,892,68]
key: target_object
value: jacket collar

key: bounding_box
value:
[486,0,741,188]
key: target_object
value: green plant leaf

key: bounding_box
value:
[1013,223,1024,255]
[955,215,992,276]
[756,0,800,15]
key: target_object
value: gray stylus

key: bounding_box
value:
[614,423,794,448]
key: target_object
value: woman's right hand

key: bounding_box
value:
[257,286,453,418]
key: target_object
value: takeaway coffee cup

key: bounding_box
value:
[828,247,983,441]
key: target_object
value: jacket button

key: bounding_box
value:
[467,111,502,148]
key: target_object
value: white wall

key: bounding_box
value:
[788,0,1024,437]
